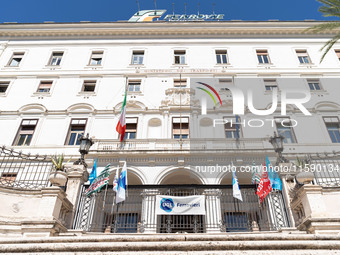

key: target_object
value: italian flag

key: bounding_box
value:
[116,88,127,142]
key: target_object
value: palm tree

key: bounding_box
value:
[308,0,340,62]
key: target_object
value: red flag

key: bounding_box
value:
[256,162,272,203]
[116,88,127,142]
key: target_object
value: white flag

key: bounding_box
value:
[116,162,127,204]
[112,167,119,193]
[232,163,243,201]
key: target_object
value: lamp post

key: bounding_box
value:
[73,133,94,167]
[269,131,289,164]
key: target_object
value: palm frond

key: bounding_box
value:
[306,21,340,33]
[318,0,340,17]
[320,32,340,62]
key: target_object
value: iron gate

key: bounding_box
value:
[73,184,289,233]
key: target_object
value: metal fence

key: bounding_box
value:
[73,184,289,233]
[309,154,340,187]
[0,146,53,190]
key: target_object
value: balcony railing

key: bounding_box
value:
[93,138,272,152]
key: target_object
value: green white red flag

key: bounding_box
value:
[86,164,110,197]
[116,88,127,142]
[256,162,272,203]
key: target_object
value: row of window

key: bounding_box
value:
[0,77,325,96]
[5,48,340,68]
[12,116,340,146]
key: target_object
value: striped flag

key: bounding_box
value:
[116,162,127,204]
[251,161,262,184]
[86,164,110,197]
[116,86,127,142]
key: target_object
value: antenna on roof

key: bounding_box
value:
[185,2,187,16]
[213,2,216,15]
[198,2,200,15]
[136,0,140,14]
[154,0,157,9]
[172,2,175,15]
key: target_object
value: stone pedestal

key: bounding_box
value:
[0,186,72,237]
[291,184,340,234]
[65,164,89,227]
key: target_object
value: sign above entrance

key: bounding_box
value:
[155,195,206,215]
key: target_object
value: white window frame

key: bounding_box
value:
[256,50,271,64]
[324,117,340,143]
[48,51,64,66]
[275,118,297,144]
[13,119,38,146]
[88,51,103,66]
[307,79,322,91]
[174,50,186,65]
[36,80,53,93]
[128,80,141,92]
[131,51,145,65]
[124,117,138,140]
[0,81,10,95]
[65,119,87,146]
[215,50,228,64]
[264,79,278,91]
[7,52,25,67]
[81,80,97,93]
[296,50,311,64]
[172,117,189,139]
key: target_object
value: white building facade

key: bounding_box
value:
[1,20,340,235]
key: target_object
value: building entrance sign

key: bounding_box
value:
[155,195,206,215]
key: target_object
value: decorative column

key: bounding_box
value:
[204,189,222,233]
[141,189,159,233]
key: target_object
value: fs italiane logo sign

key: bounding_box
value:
[160,198,174,213]
[196,81,311,116]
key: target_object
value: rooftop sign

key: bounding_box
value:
[128,10,224,22]
[128,10,166,22]
[164,14,224,21]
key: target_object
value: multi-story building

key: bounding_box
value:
[1,16,340,252]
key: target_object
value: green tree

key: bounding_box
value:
[308,0,340,62]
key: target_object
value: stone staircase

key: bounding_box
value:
[1,232,340,254]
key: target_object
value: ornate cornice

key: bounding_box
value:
[0,21,338,40]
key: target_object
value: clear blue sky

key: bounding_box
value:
[0,0,336,23]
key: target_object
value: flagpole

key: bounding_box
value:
[111,164,120,215]
[102,182,108,211]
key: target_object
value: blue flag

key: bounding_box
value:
[88,158,97,184]
[266,155,282,190]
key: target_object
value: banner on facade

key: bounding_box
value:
[155,195,205,215]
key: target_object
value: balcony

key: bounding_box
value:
[92,138,272,153]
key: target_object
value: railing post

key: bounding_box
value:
[141,189,159,233]
[203,189,222,233]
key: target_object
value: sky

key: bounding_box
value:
[0,0,336,23]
